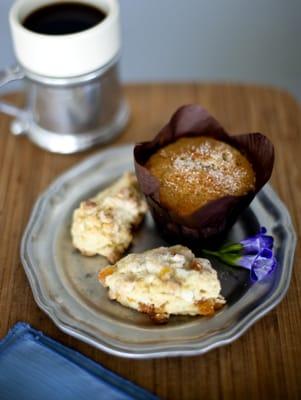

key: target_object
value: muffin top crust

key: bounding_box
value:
[146,136,255,216]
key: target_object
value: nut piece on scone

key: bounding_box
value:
[98,245,225,323]
[71,172,147,263]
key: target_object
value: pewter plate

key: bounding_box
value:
[21,145,296,359]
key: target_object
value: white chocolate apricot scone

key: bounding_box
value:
[71,172,147,263]
[98,245,225,323]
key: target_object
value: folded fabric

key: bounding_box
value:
[0,323,158,400]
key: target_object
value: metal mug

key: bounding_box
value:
[0,0,129,154]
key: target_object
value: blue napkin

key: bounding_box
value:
[0,323,158,400]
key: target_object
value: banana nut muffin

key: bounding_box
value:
[146,137,255,216]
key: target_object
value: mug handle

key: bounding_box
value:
[0,64,29,135]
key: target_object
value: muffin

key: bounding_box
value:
[146,136,255,217]
[98,245,225,323]
[134,105,274,246]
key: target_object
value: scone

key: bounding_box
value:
[71,172,147,263]
[146,136,255,216]
[98,245,225,323]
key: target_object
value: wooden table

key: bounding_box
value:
[0,84,300,400]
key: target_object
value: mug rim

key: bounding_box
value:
[9,0,121,77]
[10,0,118,40]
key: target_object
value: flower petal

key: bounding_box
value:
[260,235,274,250]
[240,237,262,255]
[240,227,274,255]
[250,248,277,282]
[237,254,258,270]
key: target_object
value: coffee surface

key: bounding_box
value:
[23,2,106,35]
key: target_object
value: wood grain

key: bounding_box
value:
[0,84,300,400]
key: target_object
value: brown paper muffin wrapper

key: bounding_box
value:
[134,105,275,248]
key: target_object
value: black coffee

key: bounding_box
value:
[23,2,106,35]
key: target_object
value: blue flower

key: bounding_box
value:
[237,247,277,282]
[203,227,277,282]
[240,227,273,255]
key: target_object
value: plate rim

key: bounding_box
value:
[20,144,297,359]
